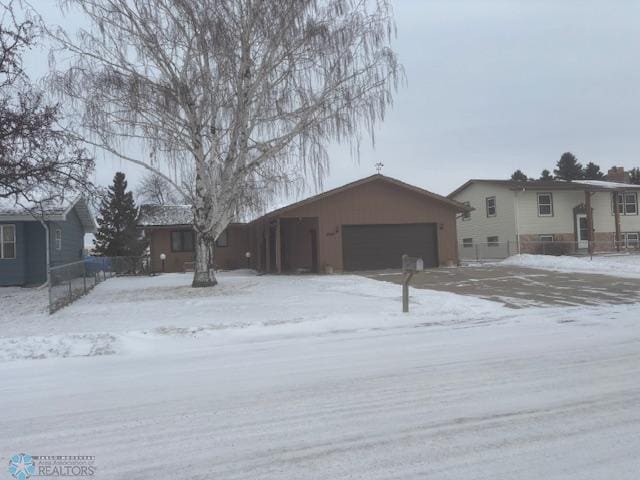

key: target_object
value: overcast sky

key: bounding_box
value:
[24,0,640,202]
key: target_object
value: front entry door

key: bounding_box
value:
[576,214,589,249]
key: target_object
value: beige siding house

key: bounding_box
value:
[449,176,640,259]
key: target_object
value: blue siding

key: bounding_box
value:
[24,222,47,285]
[48,209,85,267]
[0,206,88,286]
[0,222,27,286]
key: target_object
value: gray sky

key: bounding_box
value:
[24,0,640,202]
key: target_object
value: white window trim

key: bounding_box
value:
[613,192,638,216]
[0,224,17,260]
[462,238,473,248]
[486,197,496,217]
[487,236,499,247]
[537,192,554,217]
[623,232,639,248]
[55,229,62,251]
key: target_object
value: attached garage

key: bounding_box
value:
[250,174,469,273]
[342,223,439,271]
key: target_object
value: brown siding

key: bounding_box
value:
[214,224,250,270]
[252,178,460,272]
[148,228,194,273]
[147,224,249,273]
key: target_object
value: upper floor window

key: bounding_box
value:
[215,229,229,248]
[0,224,16,259]
[537,193,553,217]
[613,192,638,216]
[486,197,496,217]
[55,229,62,250]
[171,230,195,252]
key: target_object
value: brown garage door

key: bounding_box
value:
[342,223,438,271]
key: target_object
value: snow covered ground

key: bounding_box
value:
[500,253,640,278]
[1,271,640,478]
[0,272,505,361]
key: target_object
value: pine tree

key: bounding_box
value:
[510,170,528,182]
[554,152,583,181]
[94,172,143,256]
[583,162,604,180]
[629,168,640,185]
[539,169,553,181]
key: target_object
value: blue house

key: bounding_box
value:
[0,197,96,286]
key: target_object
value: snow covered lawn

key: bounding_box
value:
[1,271,640,478]
[0,271,504,361]
[500,253,640,278]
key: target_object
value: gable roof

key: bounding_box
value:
[256,174,468,221]
[137,175,469,229]
[448,179,640,198]
[0,196,97,232]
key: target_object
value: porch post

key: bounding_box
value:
[585,191,594,255]
[275,217,282,274]
[613,191,622,252]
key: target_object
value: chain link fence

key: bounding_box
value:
[48,256,151,314]
[460,239,640,263]
[459,241,514,262]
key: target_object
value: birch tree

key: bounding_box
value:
[47,0,402,287]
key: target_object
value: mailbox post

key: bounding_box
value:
[402,254,424,313]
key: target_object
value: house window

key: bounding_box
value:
[54,229,62,251]
[215,229,229,248]
[0,224,16,259]
[487,236,499,247]
[462,238,473,248]
[623,232,639,249]
[537,193,553,217]
[614,192,638,216]
[539,234,554,242]
[486,197,496,217]
[462,202,471,220]
[171,230,195,252]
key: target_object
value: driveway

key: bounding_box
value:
[363,265,640,308]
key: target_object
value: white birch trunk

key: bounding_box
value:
[192,229,217,287]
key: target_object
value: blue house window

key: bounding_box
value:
[1,224,16,259]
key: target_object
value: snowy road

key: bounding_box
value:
[2,310,640,479]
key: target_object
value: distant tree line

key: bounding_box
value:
[510,152,640,184]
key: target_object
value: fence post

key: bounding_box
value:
[507,240,511,257]
[68,277,73,303]
[475,244,479,262]
[83,264,87,294]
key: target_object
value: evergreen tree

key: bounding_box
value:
[583,162,605,180]
[629,168,640,185]
[554,152,583,181]
[510,169,528,182]
[539,169,553,181]
[94,172,143,256]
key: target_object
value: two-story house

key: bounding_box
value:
[449,170,640,259]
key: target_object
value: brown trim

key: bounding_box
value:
[170,229,195,253]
